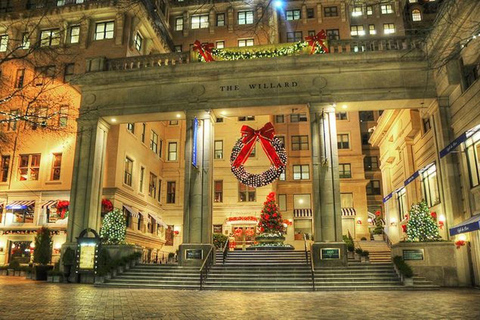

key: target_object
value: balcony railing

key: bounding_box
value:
[89,36,424,73]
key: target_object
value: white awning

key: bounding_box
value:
[42,200,57,209]
[123,205,136,217]
[294,209,312,218]
[342,207,356,217]
[6,200,35,210]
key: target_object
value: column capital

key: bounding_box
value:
[308,103,336,114]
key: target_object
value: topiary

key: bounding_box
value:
[100,209,127,244]
[355,248,363,255]
[213,233,228,249]
[33,226,52,265]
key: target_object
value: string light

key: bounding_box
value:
[406,201,441,242]
[99,209,127,244]
[230,137,287,188]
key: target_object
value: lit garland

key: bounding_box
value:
[195,38,327,62]
[406,201,441,242]
[230,136,287,188]
[100,208,127,244]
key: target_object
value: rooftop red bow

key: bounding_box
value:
[305,30,329,54]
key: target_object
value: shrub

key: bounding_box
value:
[213,233,228,249]
[168,252,175,259]
[355,248,363,255]
[361,250,369,257]
[347,243,355,252]
[393,256,414,278]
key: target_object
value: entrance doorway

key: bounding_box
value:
[9,241,32,264]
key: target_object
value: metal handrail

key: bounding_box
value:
[199,247,214,290]
[222,239,229,264]
[303,234,315,291]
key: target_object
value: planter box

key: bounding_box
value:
[373,234,383,241]
[111,269,117,277]
[15,271,21,276]
[130,261,136,268]
[53,275,62,283]
[117,266,124,274]
[7,269,15,276]
[105,272,112,280]
[392,242,462,286]
[124,264,130,271]
[361,256,370,263]
[20,271,26,277]
[404,277,414,287]
[95,276,105,284]
[25,272,32,280]
[0,270,7,276]
[347,252,355,259]
[34,265,54,281]
[47,276,53,282]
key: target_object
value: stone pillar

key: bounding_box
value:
[310,105,347,267]
[66,117,110,243]
[179,111,215,266]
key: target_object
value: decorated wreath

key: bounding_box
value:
[230,122,287,188]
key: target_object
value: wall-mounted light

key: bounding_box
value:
[356,218,362,225]
[390,217,397,226]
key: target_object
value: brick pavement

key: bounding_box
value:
[0,276,479,320]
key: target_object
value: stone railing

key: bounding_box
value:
[92,37,424,72]
[105,52,190,71]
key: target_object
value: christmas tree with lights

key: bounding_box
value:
[406,201,441,242]
[100,209,127,244]
[258,192,285,234]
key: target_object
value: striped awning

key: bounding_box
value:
[342,207,356,217]
[294,209,312,218]
[123,205,135,217]
[42,200,57,209]
[6,200,35,210]
[368,211,385,225]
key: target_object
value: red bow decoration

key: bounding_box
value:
[56,200,70,219]
[439,221,444,230]
[232,122,284,168]
[305,30,329,54]
[401,225,407,233]
[193,40,214,62]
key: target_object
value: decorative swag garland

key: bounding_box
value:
[193,30,329,62]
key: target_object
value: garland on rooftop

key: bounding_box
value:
[193,30,329,62]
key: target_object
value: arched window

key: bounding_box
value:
[412,9,422,22]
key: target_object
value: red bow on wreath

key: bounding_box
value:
[305,30,329,54]
[193,40,215,62]
[232,122,284,168]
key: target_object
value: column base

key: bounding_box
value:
[179,243,215,267]
[311,242,348,268]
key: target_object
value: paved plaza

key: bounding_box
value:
[0,276,479,320]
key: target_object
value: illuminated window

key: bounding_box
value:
[366,6,373,15]
[352,7,363,17]
[18,154,41,181]
[191,15,209,29]
[238,11,254,24]
[175,17,183,31]
[127,123,135,133]
[168,142,177,161]
[350,25,365,36]
[214,140,223,159]
[336,112,348,120]
[369,24,377,35]
[238,39,254,47]
[40,29,60,47]
[69,26,80,44]
[51,153,62,181]
[216,41,225,49]
[94,21,114,40]
[293,165,310,180]
[383,23,396,34]
[21,33,30,49]
[381,4,393,14]
[421,164,440,207]
[397,188,408,220]
[412,9,422,21]
[239,183,255,202]
[0,34,7,52]
[134,32,143,51]
[286,9,301,21]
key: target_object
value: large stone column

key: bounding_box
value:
[66,117,110,243]
[179,111,215,266]
[310,105,347,267]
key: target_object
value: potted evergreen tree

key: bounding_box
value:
[33,227,54,280]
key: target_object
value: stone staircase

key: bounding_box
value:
[101,264,200,289]
[314,262,403,291]
[356,240,392,264]
[203,250,313,291]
